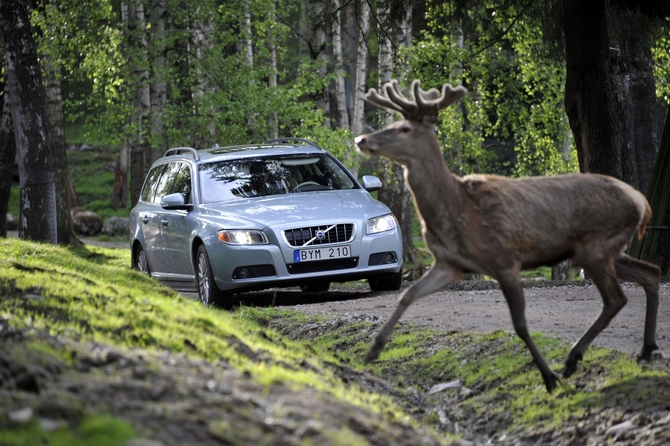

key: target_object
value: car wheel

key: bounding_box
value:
[134,246,151,275]
[368,270,402,291]
[300,282,331,293]
[196,245,229,307]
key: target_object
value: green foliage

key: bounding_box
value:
[407,2,579,177]
[652,33,670,104]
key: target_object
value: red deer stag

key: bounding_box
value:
[355,79,660,392]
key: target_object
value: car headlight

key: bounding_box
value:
[218,229,269,245]
[367,214,397,234]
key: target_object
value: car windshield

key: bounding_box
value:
[198,154,357,203]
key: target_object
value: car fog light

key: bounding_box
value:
[238,267,249,278]
[384,252,395,263]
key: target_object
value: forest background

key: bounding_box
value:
[1,0,670,275]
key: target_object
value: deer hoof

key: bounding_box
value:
[365,339,385,363]
[637,343,659,362]
[563,351,583,378]
[543,371,560,393]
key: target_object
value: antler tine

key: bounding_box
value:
[364,87,408,117]
[436,83,468,109]
[414,80,468,111]
[385,80,417,116]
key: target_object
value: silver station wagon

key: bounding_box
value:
[129,139,403,307]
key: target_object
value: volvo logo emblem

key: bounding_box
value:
[315,230,326,240]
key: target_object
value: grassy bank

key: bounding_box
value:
[1,238,668,445]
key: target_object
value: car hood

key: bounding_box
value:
[197,190,392,228]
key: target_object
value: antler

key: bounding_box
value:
[364,79,468,123]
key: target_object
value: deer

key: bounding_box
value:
[354,79,661,392]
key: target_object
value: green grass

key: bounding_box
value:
[256,310,670,436]
[0,238,438,444]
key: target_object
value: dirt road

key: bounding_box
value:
[275,280,670,357]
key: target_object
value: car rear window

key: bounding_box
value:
[198,154,356,203]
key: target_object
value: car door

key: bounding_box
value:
[136,164,166,273]
[150,162,183,274]
[159,163,194,278]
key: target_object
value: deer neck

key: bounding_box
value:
[403,139,464,225]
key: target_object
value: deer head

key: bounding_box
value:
[355,79,468,164]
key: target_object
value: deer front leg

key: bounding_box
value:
[365,263,464,363]
[565,261,627,378]
[615,254,660,361]
[498,273,560,393]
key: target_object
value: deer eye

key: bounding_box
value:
[399,125,411,133]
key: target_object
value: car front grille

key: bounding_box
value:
[282,223,355,247]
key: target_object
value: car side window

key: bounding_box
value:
[140,164,166,202]
[153,162,182,203]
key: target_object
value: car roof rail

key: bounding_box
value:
[263,138,322,150]
[164,147,200,161]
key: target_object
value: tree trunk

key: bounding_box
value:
[127,0,151,207]
[1,0,57,243]
[150,0,168,162]
[351,0,369,137]
[112,141,130,210]
[630,105,670,277]
[0,68,17,238]
[268,2,278,139]
[44,61,80,246]
[308,0,330,126]
[332,0,349,130]
[374,0,417,264]
[563,0,659,190]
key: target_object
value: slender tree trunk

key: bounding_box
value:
[351,0,369,138]
[375,0,417,264]
[127,0,151,207]
[308,0,330,126]
[44,61,80,246]
[332,0,349,129]
[0,67,17,238]
[150,0,168,161]
[268,2,278,139]
[1,0,57,243]
[563,0,659,191]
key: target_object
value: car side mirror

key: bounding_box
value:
[160,193,192,210]
[361,175,382,192]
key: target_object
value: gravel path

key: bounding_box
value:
[280,281,670,357]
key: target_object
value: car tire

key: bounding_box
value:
[196,245,230,308]
[134,245,151,275]
[300,282,331,293]
[368,270,402,291]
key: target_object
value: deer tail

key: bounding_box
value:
[638,199,652,240]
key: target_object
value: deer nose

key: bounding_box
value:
[354,135,365,146]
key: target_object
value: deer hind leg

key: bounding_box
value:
[365,263,464,363]
[498,273,560,392]
[615,253,660,361]
[564,260,627,378]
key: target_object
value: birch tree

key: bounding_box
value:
[149,0,168,161]
[332,0,349,129]
[126,0,151,207]
[351,0,370,137]
[374,0,417,263]
[308,0,330,125]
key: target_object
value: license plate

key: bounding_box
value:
[294,245,351,262]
